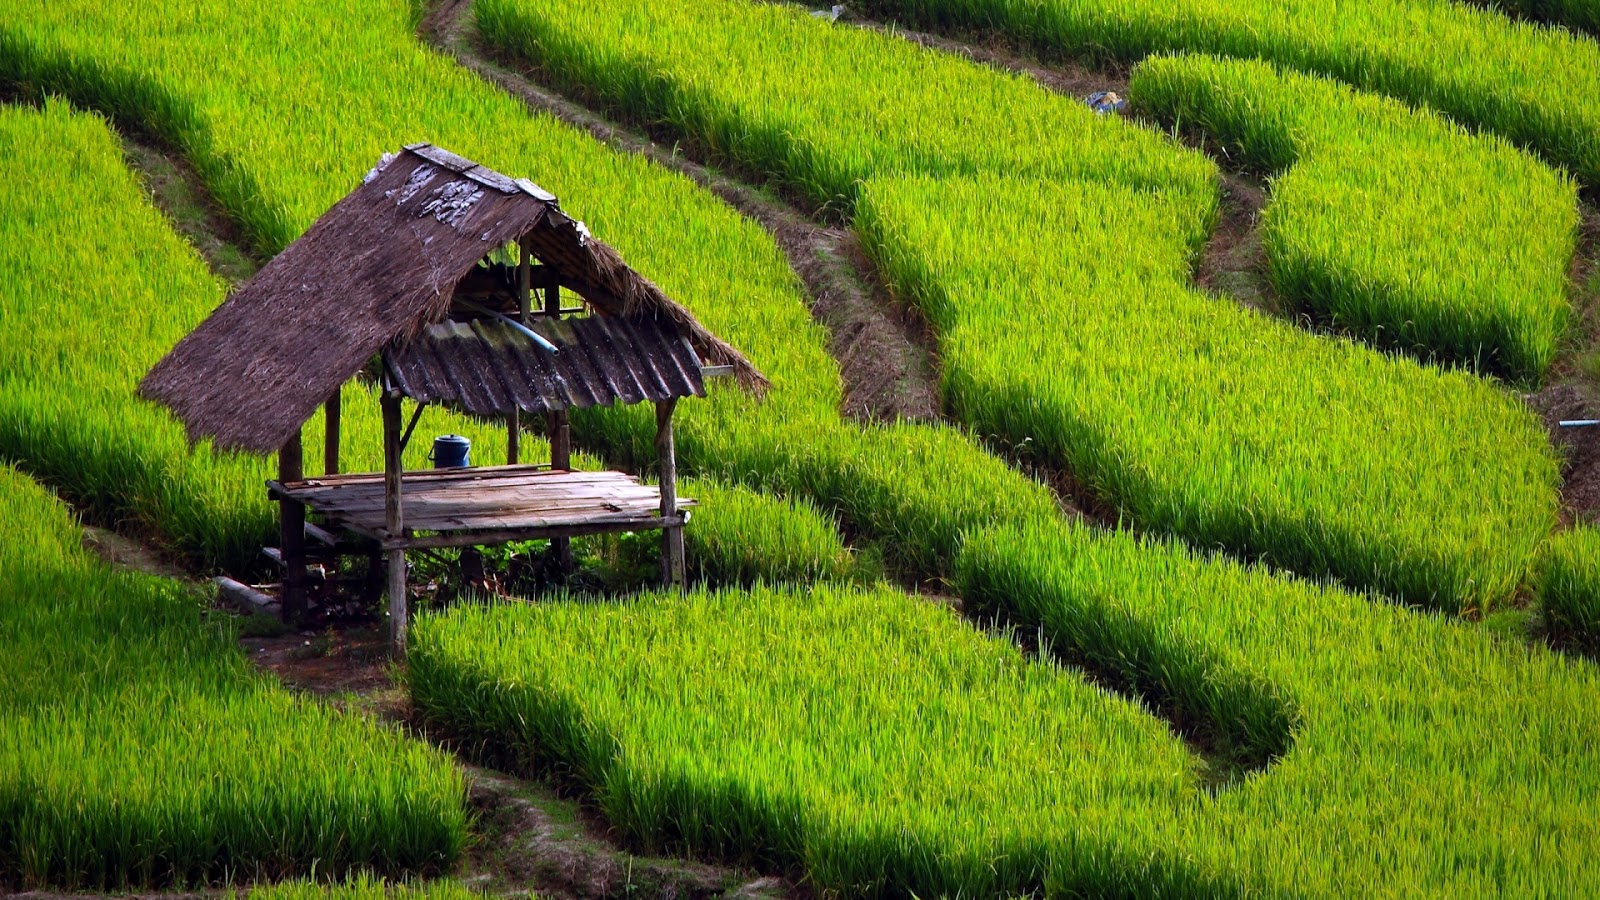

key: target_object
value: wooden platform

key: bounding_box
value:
[268,465,692,551]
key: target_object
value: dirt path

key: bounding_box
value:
[1528,204,1600,526]
[120,136,260,284]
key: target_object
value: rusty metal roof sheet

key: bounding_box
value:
[385,314,706,415]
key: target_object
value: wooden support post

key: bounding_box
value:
[542,266,575,574]
[509,240,533,465]
[278,430,306,623]
[655,398,685,589]
[383,390,408,658]
[324,389,341,475]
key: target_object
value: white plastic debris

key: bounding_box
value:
[363,151,396,184]
[811,4,845,21]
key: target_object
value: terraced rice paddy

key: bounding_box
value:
[1131,53,1579,383]
[2,0,1600,894]
[470,0,1561,609]
[0,458,467,889]
[856,0,1600,186]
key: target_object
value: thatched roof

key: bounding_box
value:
[139,143,766,454]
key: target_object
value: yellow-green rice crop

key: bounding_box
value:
[409,584,1227,896]
[856,0,1600,187]
[475,0,1217,228]
[0,465,467,889]
[859,172,1557,609]
[956,520,1600,894]
[0,97,848,583]
[5,1,1600,895]
[1536,525,1600,640]
[1131,53,1580,384]
[473,0,1563,609]
[0,0,1060,584]
[412,550,1600,895]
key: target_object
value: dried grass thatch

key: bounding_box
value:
[139,143,766,454]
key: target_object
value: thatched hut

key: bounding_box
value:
[140,143,765,655]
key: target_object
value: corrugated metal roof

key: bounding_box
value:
[385,314,706,415]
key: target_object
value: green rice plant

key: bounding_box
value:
[676,477,861,585]
[1131,53,1580,383]
[953,519,1600,895]
[473,0,1217,231]
[1536,525,1600,640]
[0,0,1063,587]
[855,0,1600,188]
[857,172,1558,610]
[0,465,468,889]
[412,540,1600,895]
[238,874,480,899]
[473,0,1563,608]
[409,583,1238,896]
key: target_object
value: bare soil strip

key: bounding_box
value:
[120,135,261,284]
[1530,204,1600,526]
[421,0,940,425]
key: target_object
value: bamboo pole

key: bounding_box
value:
[383,390,408,657]
[655,398,685,589]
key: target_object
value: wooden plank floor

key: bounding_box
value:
[271,466,692,538]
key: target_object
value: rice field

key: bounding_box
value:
[3,0,1600,895]
[0,461,468,889]
[855,0,1600,187]
[0,96,851,583]
[1131,53,1580,383]
[858,172,1558,610]
[1538,525,1600,641]
[410,541,1600,895]
[471,0,1562,610]
[0,0,1064,588]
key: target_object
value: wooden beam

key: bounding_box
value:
[656,398,685,589]
[382,390,408,658]
[324,389,342,475]
[379,513,687,551]
[278,430,306,623]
